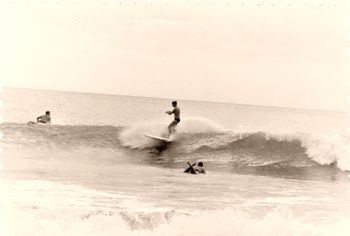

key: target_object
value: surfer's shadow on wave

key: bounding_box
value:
[143,134,178,154]
[147,142,172,155]
[145,151,179,169]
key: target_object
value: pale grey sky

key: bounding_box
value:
[0,0,349,111]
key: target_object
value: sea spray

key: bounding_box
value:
[1,122,350,171]
[119,117,224,149]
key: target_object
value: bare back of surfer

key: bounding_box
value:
[166,101,180,137]
[36,111,51,124]
[33,111,51,124]
[28,111,51,125]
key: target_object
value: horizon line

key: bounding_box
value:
[3,86,346,114]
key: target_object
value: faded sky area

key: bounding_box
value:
[0,0,349,111]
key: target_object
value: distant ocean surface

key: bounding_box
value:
[1,87,350,236]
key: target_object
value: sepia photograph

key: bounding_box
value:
[0,0,350,235]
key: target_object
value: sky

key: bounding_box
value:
[0,0,349,111]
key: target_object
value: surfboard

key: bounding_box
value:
[27,121,47,125]
[144,134,172,143]
[27,121,40,126]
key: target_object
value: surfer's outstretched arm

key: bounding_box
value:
[184,162,206,174]
[184,162,196,174]
[166,109,174,115]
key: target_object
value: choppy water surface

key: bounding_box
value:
[1,88,350,236]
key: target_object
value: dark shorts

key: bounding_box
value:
[175,118,180,123]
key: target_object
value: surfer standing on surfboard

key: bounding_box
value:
[166,101,180,137]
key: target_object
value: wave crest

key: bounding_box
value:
[1,122,349,171]
[172,131,350,171]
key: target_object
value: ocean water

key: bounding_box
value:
[1,87,350,236]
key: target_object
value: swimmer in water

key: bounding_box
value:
[28,111,52,125]
[36,111,51,124]
[184,162,206,174]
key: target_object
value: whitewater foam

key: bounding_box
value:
[119,117,224,149]
[261,131,350,171]
[1,121,350,172]
[119,121,169,149]
[1,178,350,236]
[2,200,350,236]
[301,134,350,171]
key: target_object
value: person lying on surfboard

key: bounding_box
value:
[166,101,180,137]
[28,111,51,125]
[37,111,51,124]
[184,162,206,174]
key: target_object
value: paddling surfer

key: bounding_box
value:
[28,111,51,125]
[37,111,51,124]
[166,101,180,136]
[184,162,206,174]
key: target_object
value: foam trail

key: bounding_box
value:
[119,121,169,148]
[176,117,224,134]
[118,117,224,149]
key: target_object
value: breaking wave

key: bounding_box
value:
[1,118,350,171]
